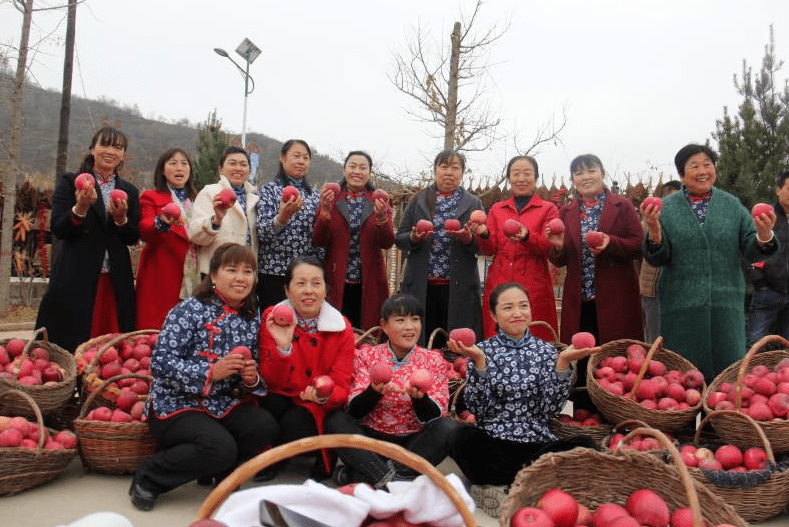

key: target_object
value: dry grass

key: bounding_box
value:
[0,305,38,325]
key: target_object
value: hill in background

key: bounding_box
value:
[0,74,343,190]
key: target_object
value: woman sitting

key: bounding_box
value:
[130,243,278,511]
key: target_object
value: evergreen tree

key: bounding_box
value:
[193,109,227,191]
[713,26,789,207]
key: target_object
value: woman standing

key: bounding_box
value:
[36,127,140,352]
[130,243,277,511]
[256,140,324,309]
[313,151,394,329]
[135,148,198,330]
[188,146,258,279]
[395,149,484,347]
[548,154,643,346]
[473,155,558,341]
[643,144,778,381]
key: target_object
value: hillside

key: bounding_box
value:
[0,74,343,190]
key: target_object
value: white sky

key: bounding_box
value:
[2,0,788,188]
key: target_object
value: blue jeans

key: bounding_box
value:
[747,288,789,346]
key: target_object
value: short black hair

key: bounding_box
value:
[506,155,539,181]
[381,293,424,321]
[284,254,326,289]
[660,180,682,197]
[219,145,251,168]
[674,144,717,176]
[489,282,529,312]
[777,169,789,189]
[433,149,466,172]
[570,154,605,176]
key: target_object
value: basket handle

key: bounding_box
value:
[11,327,48,381]
[528,320,560,345]
[0,389,46,449]
[354,326,382,348]
[732,335,789,409]
[427,327,447,350]
[628,336,664,401]
[193,434,476,527]
[77,372,153,418]
[84,329,159,376]
[449,380,467,417]
[620,427,704,527]
[611,418,651,435]
[694,409,776,464]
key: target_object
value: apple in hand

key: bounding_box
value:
[444,218,461,231]
[230,346,252,360]
[584,230,604,248]
[324,182,341,195]
[415,219,434,235]
[161,202,182,221]
[312,375,335,398]
[470,209,487,224]
[752,203,773,219]
[449,327,476,347]
[641,196,663,212]
[409,369,432,393]
[571,332,595,349]
[369,363,393,385]
[503,218,523,237]
[110,189,127,204]
[282,185,300,202]
[75,173,95,191]
[271,304,295,326]
[372,189,389,202]
[217,188,237,209]
[546,218,564,235]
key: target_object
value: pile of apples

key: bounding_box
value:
[511,487,735,527]
[556,408,605,428]
[704,360,789,421]
[0,339,68,385]
[78,334,158,400]
[678,443,769,472]
[0,415,77,450]
[593,344,704,411]
[607,430,675,452]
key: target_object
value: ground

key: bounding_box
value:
[0,304,37,325]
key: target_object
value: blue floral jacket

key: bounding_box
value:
[147,296,260,419]
[463,330,572,443]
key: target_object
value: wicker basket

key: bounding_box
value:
[72,372,159,474]
[600,419,673,453]
[586,337,704,431]
[550,387,612,444]
[686,409,789,522]
[193,434,476,526]
[75,329,158,408]
[0,327,77,417]
[703,334,789,453]
[500,427,746,527]
[354,326,383,347]
[0,389,77,495]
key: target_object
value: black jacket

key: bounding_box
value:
[745,203,789,293]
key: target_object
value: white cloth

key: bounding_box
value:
[52,512,135,527]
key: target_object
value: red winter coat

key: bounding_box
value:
[477,195,558,342]
[135,189,192,330]
[313,188,395,330]
[549,190,643,345]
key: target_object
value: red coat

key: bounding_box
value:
[549,190,643,344]
[135,189,191,330]
[313,188,395,330]
[477,195,558,342]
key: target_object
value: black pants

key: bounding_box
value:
[258,274,286,312]
[449,424,596,486]
[342,282,362,329]
[575,300,600,387]
[425,283,450,348]
[136,404,278,494]
[259,393,320,444]
[324,411,458,484]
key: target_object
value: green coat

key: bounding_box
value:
[643,187,778,382]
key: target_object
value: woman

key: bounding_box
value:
[135,148,198,330]
[447,282,593,516]
[313,151,395,329]
[256,139,324,309]
[473,155,559,341]
[36,126,140,352]
[130,243,278,511]
[395,149,484,347]
[643,144,778,382]
[257,255,355,478]
[188,146,259,279]
[548,154,643,346]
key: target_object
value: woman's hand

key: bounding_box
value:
[277,192,304,224]
[642,205,662,245]
[446,224,473,244]
[300,385,329,405]
[753,209,777,243]
[73,186,97,216]
[447,339,486,371]
[546,227,564,251]
[468,220,488,238]
[240,360,259,386]
[589,232,610,255]
[107,195,128,226]
[409,225,432,244]
[405,386,425,399]
[556,345,598,372]
[318,185,334,221]
[371,381,398,395]
[211,354,246,381]
[265,310,296,352]
[507,225,529,244]
[374,198,390,223]
[211,194,227,224]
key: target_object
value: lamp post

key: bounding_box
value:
[214,38,261,148]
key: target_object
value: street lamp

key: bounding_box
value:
[214,38,261,148]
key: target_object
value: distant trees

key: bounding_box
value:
[713,26,789,207]
[193,110,227,191]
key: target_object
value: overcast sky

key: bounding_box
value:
[2,0,788,188]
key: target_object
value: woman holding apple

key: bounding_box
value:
[130,243,278,511]
[135,148,198,330]
[257,255,355,479]
[395,149,485,347]
[447,282,595,516]
[471,155,559,341]
[643,143,778,382]
[256,139,325,309]
[188,146,259,280]
[313,151,395,330]
[36,126,140,353]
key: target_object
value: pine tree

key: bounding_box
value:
[193,109,227,191]
[713,25,789,207]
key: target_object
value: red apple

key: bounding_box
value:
[369,363,393,385]
[753,377,776,396]
[641,196,663,212]
[372,189,389,202]
[409,369,432,393]
[511,507,554,527]
[0,428,24,447]
[271,304,295,326]
[584,230,604,248]
[575,504,592,526]
[444,218,461,231]
[592,503,629,527]
[229,346,252,360]
[130,380,149,395]
[98,347,119,365]
[161,202,182,221]
[470,209,487,224]
[217,188,237,209]
[110,409,133,423]
[415,219,434,235]
[571,332,595,349]
[130,401,146,421]
[626,344,646,360]
[54,430,78,449]
[748,401,774,421]
[312,375,335,398]
[116,389,139,412]
[101,361,122,379]
[42,365,64,383]
[742,447,768,470]
[657,397,679,411]
[282,185,300,202]
[647,360,667,377]
[609,356,628,373]
[670,507,706,527]
[110,189,127,204]
[546,218,564,235]
[5,339,26,358]
[325,182,341,195]
[609,516,640,527]
[75,172,95,190]
[715,445,743,470]
[681,450,699,467]
[537,488,578,527]
[768,392,789,417]
[449,327,476,347]
[625,489,669,527]
[503,218,524,237]
[752,202,773,219]
[91,406,112,421]
[459,410,475,423]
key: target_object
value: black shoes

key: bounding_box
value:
[129,479,158,511]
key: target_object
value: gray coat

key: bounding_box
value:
[395,184,484,344]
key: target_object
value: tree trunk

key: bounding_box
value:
[55,0,77,179]
[1,0,34,317]
[444,21,461,150]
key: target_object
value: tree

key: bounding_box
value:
[713,25,789,207]
[193,109,227,191]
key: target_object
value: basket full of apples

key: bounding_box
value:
[500,426,746,527]
[586,337,706,432]
[0,327,77,418]
[703,334,789,454]
[72,372,159,474]
[551,389,612,444]
[0,389,78,495]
